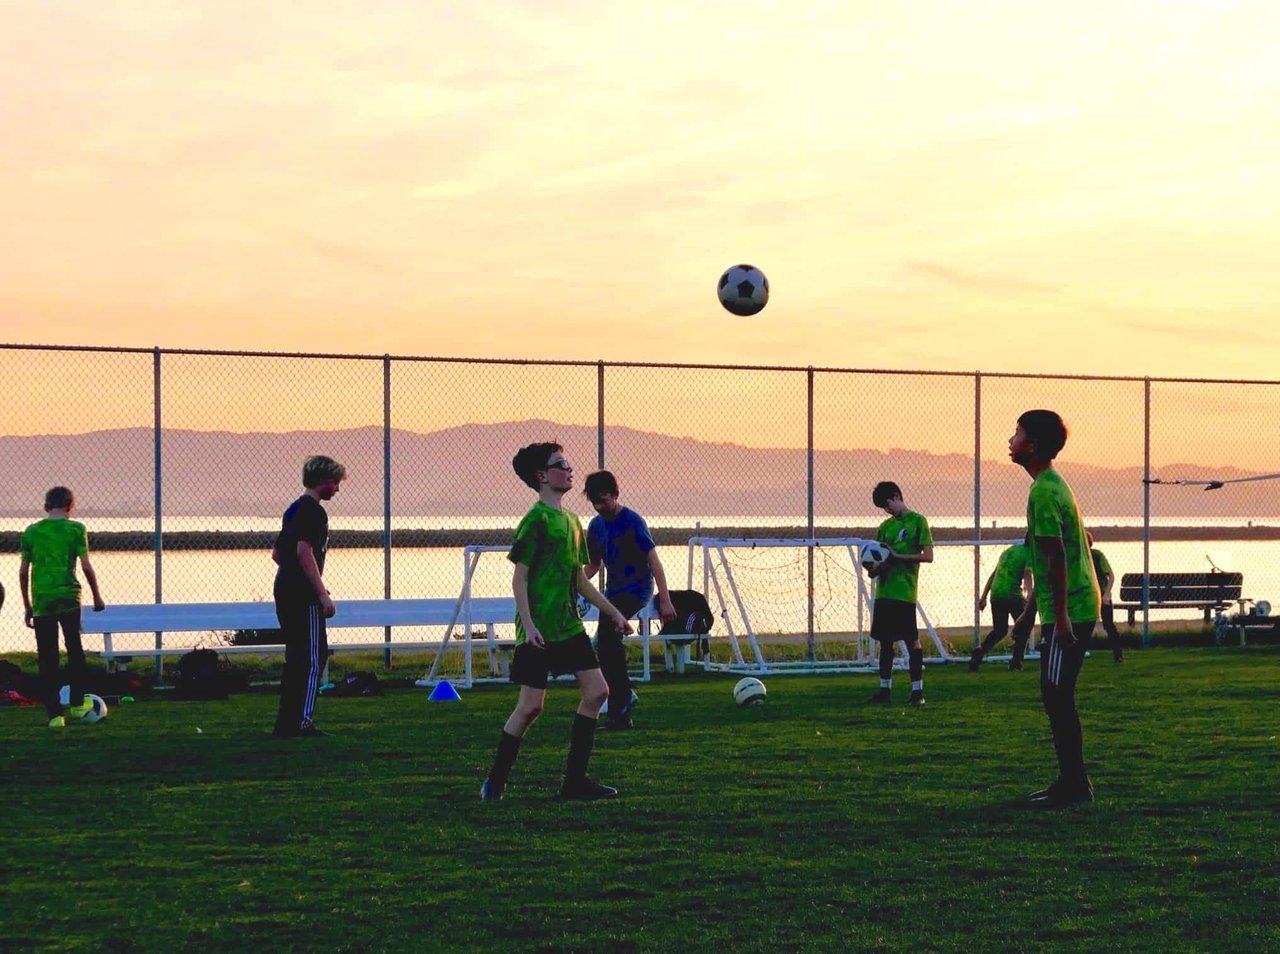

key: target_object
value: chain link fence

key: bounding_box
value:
[4,343,1279,658]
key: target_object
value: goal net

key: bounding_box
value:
[418,536,1034,685]
[685,536,1032,674]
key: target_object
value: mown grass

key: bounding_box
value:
[1,646,1278,953]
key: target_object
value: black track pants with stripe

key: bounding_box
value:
[274,600,328,733]
[1039,621,1096,789]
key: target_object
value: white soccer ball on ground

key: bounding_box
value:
[733,676,767,707]
[79,693,109,724]
[860,542,891,572]
[717,264,770,316]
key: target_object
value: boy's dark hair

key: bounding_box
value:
[302,455,346,489]
[1017,409,1068,461]
[872,481,902,508]
[44,486,73,510]
[583,470,619,501]
[512,442,563,490]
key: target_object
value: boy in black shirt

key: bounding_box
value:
[271,455,346,738]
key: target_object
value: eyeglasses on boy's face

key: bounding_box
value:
[545,460,572,471]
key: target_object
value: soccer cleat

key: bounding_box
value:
[908,690,926,707]
[868,687,892,704]
[968,648,985,672]
[48,716,66,728]
[558,777,619,801]
[1008,659,1023,672]
[1027,780,1061,802]
[1037,781,1094,809]
[480,777,503,801]
[295,724,332,738]
[603,715,634,731]
[1113,651,1125,663]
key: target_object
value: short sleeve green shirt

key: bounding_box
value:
[1026,469,1100,624]
[19,518,89,616]
[875,510,933,604]
[1090,548,1113,587]
[508,501,589,645]
[990,544,1029,600]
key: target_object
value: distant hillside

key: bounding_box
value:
[2,421,1276,520]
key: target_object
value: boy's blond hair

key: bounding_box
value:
[302,455,347,489]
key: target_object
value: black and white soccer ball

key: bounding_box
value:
[80,693,109,724]
[733,676,767,707]
[717,264,769,316]
[859,542,891,572]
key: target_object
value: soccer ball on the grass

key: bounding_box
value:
[859,542,891,572]
[717,264,769,316]
[733,676,767,707]
[79,694,109,724]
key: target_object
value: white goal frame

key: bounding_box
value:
[418,544,657,688]
[686,536,960,675]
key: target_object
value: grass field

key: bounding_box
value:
[2,647,1278,953]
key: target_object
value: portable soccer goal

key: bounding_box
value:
[684,536,960,675]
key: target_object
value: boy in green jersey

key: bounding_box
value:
[970,542,1035,671]
[865,481,933,706]
[482,442,634,802]
[1010,410,1100,808]
[1086,531,1125,663]
[18,487,106,727]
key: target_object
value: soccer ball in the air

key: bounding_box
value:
[79,693,109,724]
[860,542,891,572]
[717,264,769,316]
[733,676,767,707]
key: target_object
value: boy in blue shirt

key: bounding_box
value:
[583,471,676,729]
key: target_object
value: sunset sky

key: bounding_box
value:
[2,1,1278,379]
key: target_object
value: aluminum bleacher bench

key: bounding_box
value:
[81,597,658,688]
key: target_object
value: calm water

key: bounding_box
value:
[1,516,1274,654]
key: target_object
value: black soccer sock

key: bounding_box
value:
[563,713,598,784]
[487,730,523,796]
[908,645,923,683]
[878,641,895,681]
[1011,636,1027,667]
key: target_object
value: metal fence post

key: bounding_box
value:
[597,361,605,468]
[383,355,392,668]
[1143,378,1151,649]
[973,372,982,647]
[153,347,163,676]
[806,366,815,661]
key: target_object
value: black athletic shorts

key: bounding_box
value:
[869,598,918,643]
[510,631,600,689]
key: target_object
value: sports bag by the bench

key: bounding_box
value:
[659,590,714,658]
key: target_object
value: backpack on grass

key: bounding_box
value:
[174,649,228,701]
[326,671,382,697]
